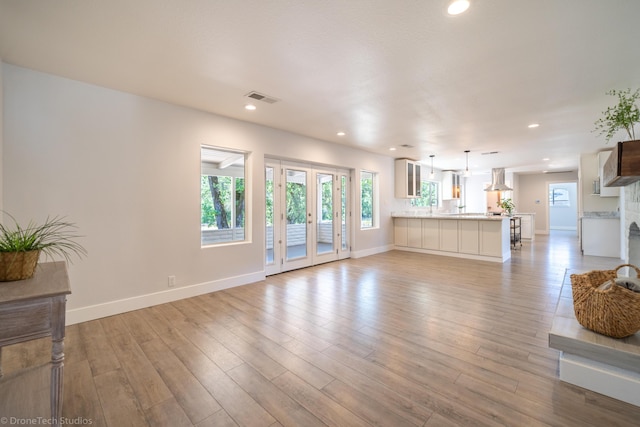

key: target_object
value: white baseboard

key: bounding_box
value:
[66,270,265,325]
[559,352,640,407]
[550,226,578,231]
[350,244,394,259]
[394,246,510,263]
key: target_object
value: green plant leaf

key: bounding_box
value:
[0,212,87,263]
[593,88,640,142]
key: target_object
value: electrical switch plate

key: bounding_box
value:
[168,275,176,287]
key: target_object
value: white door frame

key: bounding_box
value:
[265,159,351,275]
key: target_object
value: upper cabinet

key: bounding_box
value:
[598,151,620,197]
[442,171,461,200]
[395,159,421,198]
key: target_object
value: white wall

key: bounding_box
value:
[463,173,494,213]
[579,153,620,213]
[517,171,578,234]
[2,63,395,323]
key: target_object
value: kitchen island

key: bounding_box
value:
[393,213,512,263]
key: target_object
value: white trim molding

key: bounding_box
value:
[66,270,265,325]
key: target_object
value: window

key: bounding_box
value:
[360,170,376,229]
[201,146,246,246]
[549,187,570,207]
[411,180,439,207]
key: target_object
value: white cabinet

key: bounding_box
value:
[582,218,620,257]
[519,213,535,239]
[422,219,440,250]
[407,218,422,248]
[394,218,408,247]
[598,151,620,197]
[458,220,479,254]
[394,217,422,248]
[394,216,511,262]
[440,220,459,252]
[441,171,461,200]
[395,159,422,198]
[479,220,506,257]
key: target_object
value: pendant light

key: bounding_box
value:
[463,150,471,177]
[429,154,435,179]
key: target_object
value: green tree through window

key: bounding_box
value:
[201,146,246,245]
[411,180,439,207]
[361,171,374,228]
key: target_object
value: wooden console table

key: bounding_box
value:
[0,261,71,427]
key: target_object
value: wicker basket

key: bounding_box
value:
[0,250,41,281]
[570,264,640,338]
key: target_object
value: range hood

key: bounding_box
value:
[484,168,513,191]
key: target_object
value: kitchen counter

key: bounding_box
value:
[393,214,511,263]
[392,212,509,221]
[581,211,620,219]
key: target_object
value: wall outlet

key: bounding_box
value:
[168,275,176,288]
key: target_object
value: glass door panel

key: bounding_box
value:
[340,174,349,253]
[284,168,310,264]
[265,166,275,266]
[316,172,334,256]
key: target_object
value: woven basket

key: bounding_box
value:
[570,264,640,338]
[0,250,41,281]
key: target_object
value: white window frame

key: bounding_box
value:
[200,145,248,247]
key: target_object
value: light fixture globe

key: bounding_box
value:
[447,0,470,15]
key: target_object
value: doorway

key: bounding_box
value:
[548,181,578,234]
[265,160,351,275]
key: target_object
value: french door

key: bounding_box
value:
[266,160,350,275]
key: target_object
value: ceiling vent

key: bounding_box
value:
[481,151,499,155]
[245,91,279,104]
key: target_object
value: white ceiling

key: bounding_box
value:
[1,0,639,175]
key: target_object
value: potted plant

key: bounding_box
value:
[593,88,640,186]
[593,88,640,143]
[0,212,86,281]
[498,198,515,215]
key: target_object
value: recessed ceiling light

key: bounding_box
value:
[543,158,550,161]
[337,131,346,136]
[389,147,396,151]
[244,104,256,111]
[528,123,540,128]
[447,0,470,15]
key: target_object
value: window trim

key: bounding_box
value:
[360,169,378,230]
[200,145,249,247]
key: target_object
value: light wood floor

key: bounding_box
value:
[2,231,640,426]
